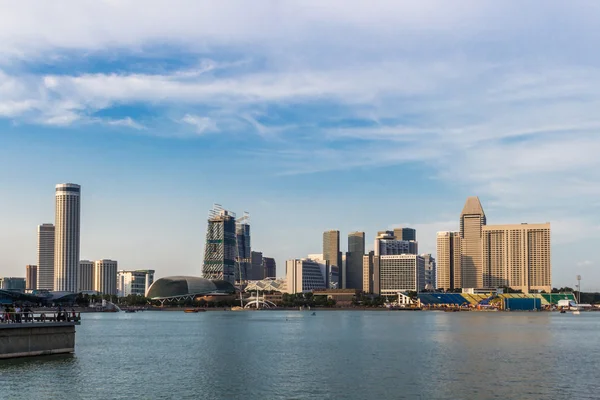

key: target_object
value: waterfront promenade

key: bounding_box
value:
[0,312,81,359]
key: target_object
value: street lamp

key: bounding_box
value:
[576,275,581,304]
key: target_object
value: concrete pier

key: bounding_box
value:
[0,313,80,359]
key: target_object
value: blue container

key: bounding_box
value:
[504,298,541,311]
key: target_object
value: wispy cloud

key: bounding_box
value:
[180,114,218,135]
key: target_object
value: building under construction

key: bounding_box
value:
[202,205,238,284]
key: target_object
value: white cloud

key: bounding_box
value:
[106,117,145,130]
[180,114,218,134]
[577,260,593,267]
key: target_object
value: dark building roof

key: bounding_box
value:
[145,276,236,300]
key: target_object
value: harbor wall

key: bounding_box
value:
[0,323,76,359]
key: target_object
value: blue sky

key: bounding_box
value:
[1,1,600,289]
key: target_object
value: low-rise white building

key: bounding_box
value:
[285,259,328,294]
[117,270,155,297]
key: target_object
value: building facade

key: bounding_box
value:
[117,270,155,297]
[482,223,551,293]
[346,231,365,290]
[37,223,55,290]
[376,254,425,296]
[285,259,327,294]
[78,260,95,291]
[251,251,264,281]
[460,196,486,288]
[0,277,26,292]
[94,259,118,296]
[436,231,462,290]
[422,254,436,290]
[374,231,418,256]
[54,183,81,292]
[203,206,237,284]
[362,251,375,294]
[263,257,276,278]
[323,230,343,288]
[25,265,37,291]
[393,227,417,242]
[235,217,251,282]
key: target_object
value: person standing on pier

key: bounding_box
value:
[14,305,21,323]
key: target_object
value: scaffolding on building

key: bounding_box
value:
[202,204,238,284]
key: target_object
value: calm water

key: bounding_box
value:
[1,311,599,400]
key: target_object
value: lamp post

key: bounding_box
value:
[576,275,581,304]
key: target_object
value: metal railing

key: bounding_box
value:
[0,311,81,324]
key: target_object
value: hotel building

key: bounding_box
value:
[54,183,81,292]
[482,223,551,293]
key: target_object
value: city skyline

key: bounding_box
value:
[1,2,599,290]
[0,181,584,291]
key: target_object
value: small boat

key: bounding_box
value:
[184,309,199,313]
[311,312,316,316]
[559,309,566,314]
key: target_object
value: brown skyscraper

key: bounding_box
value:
[460,197,486,288]
[323,230,342,287]
[482,223,551,293]
[436,232,461,290]
[26,265,37,290]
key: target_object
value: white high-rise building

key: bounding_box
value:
[37,223,55,290]
[54,183,81,292]
[376,254,425,296]
[78,260,95,291]
[117,270,155,297]
[94,260,118,296]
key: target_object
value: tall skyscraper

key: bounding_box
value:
[482,223,551,293]
[346,231,365,290]
[54,183,81,292]
[393,227,416,242]
[362,251,375,294]
[235,213,251,281]
[263,257,276,278]
[460,196,486,288]
[436,231,461,290]
[203,205,237,284]
[78,260,94,291]
[94,259,118,295]
[37,223,55,290]
[422,254,436,290]
[323,230,342,288]
[26,265,37,290]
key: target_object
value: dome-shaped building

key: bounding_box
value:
[145,276,236,302]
